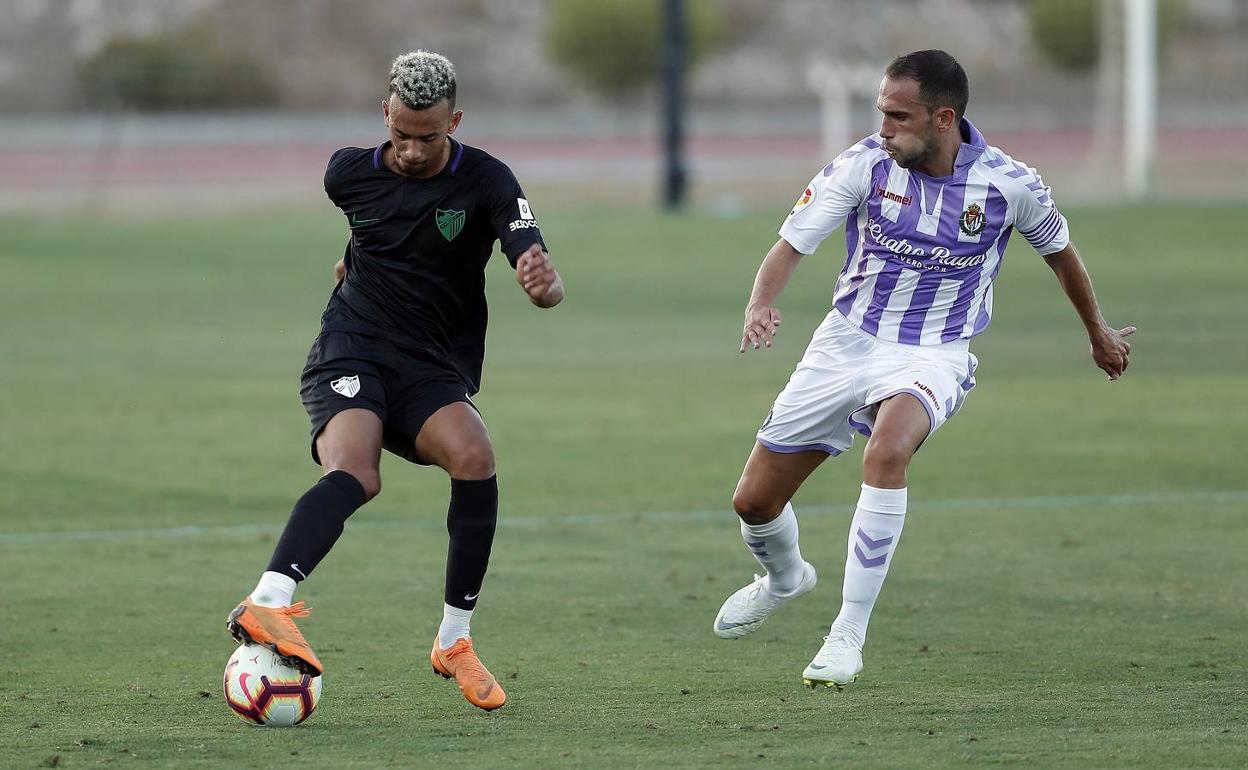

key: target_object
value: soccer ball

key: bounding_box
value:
[223,643,322,727]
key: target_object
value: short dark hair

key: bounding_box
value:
[885,50,969,119]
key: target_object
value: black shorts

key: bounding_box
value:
[299,332,476,465]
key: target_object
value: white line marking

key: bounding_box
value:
[1,490,1245,546]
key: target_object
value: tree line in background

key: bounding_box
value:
[74,0,1188,112]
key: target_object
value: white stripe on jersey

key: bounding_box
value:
[916,179,947,237]
[874,269,922,343]
[959,246,1003,338]
[957,167,990,244]
[918,278,965,345]
[844,255,886,327]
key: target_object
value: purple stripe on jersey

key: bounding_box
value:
[935,171,972,246]
[971,296,993,336]
[835,168,889,314]
[1005,162,1030,179]
[1026,179,1047,192]
[373,143,385,169]
[896,175,926,232]
[862,137,882,149]
[897,272,945,344]
[997,224,1014,257]
[859,259,905,336]
[947,185,1009,340]
[1020,209,1057,237]
[983,154,1007,169]
[843,207,861,280]
[940,272,983,343]
[1025,214,1062,246]
[449,140,465,173]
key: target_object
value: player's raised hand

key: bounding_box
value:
[1091,324,1136,381]
[741,304,782,353]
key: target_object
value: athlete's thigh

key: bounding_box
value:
[411,401,494,470]
[735,442,829,513]
[315,408,384,474]
[866,393,932,459]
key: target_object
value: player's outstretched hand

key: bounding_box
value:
[1091,324,1135,381]
[333,258,346,282]
[741,304,782,353]
[515,243,562,307]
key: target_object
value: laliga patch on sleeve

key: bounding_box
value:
[789,186,815,217]
[517,198,534,220]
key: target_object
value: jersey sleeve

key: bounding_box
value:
[777,139,877,255]
[1001,158,1069,256]
[483,162,545,267]
[323,148,358,208]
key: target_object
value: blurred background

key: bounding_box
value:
[2,0,1246,216]
[3,4,1247,765]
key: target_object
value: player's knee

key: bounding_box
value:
[732,486,783,525]
[447,441,496,480]
[862,441,911,484]
[342,468,381,501]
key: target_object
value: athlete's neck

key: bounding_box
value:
[383,137,453,179]
[914,139,959,178]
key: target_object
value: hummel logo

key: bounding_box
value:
[464,592,480,601]
[350,213,380,227]
[291,563,306,579]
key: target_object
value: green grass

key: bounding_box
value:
[1,203,1245,768]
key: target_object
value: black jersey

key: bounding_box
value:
[320,139,545,392]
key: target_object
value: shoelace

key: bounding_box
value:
[445,642,491,680]
[820,631,860,652]
[278,602,311,619]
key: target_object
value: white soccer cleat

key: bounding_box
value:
[802,631,863,689]
[712,562,817,639]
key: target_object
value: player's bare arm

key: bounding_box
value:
[515,242,564,308]
[333,258,346,282]
[1042,242,1136,381]
[741,238,803,353]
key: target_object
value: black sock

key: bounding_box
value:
[444,476,498,611]
[266,470,368,582]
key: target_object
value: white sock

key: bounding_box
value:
[830,484,907,648]
[740,502,807,596]
[249,571,296,608]
[438,604,473,648]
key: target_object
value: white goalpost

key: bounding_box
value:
[1124,0,1158,199]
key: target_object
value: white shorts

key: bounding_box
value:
[756,310,978,456]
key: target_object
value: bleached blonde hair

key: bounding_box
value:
[388,50,457,109]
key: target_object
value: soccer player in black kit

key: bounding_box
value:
[226,51,563,711]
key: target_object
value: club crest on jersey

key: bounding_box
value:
[330,375,360,398]
[789,186,815,216]
[436,208,466,242]
[959,203,986,236]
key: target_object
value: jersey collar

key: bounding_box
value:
[954,117,987,171]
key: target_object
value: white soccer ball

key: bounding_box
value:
[223,643,322,727]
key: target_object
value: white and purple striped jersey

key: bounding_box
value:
[779,118,1068,347]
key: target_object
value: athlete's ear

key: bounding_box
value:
[448,109,464,135]
[934,106,957,133]
[382,97,392,125]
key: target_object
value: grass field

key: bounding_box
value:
[1,202,1245,768]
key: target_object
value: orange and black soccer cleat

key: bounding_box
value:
[227,598,323,677]
[430,637,507,711]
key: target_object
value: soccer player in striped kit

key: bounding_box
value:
[712,50,1135,688]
